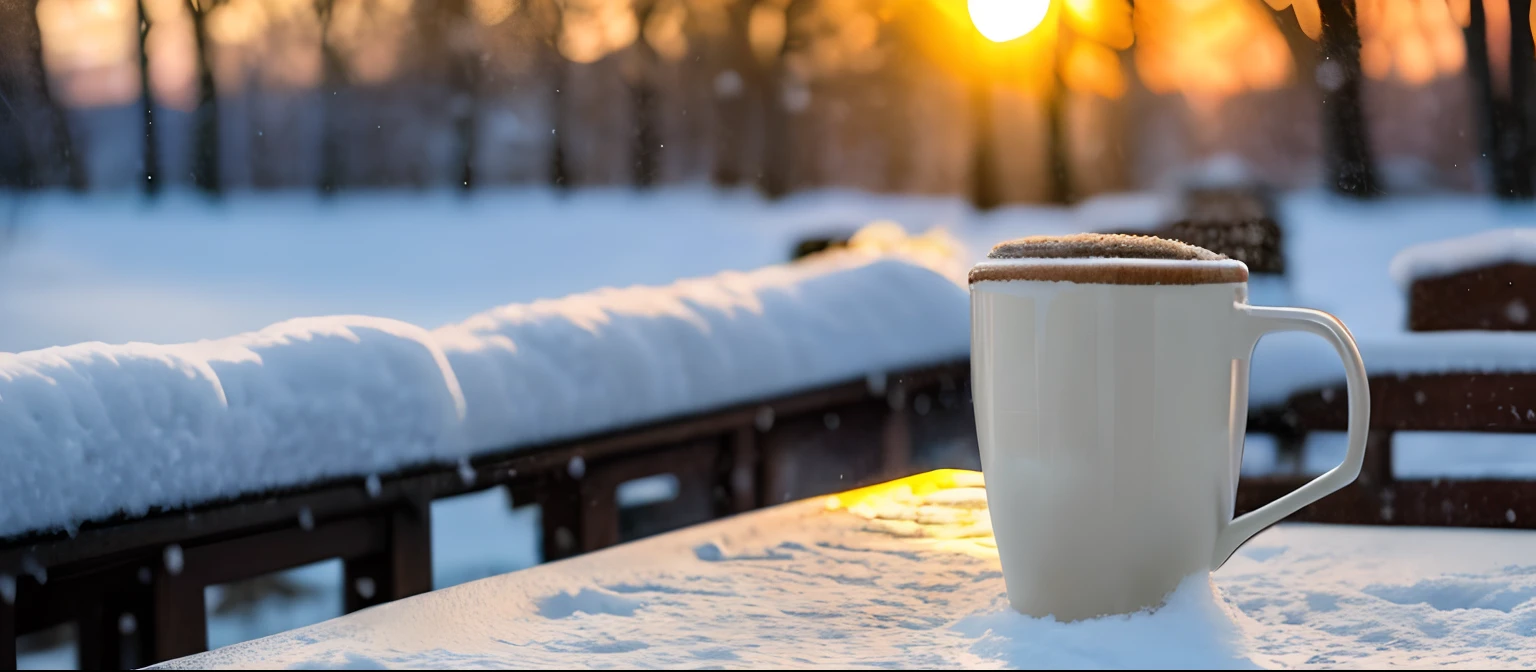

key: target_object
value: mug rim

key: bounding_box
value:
[968,257,1250,286]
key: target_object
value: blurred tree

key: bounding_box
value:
[316,0,345,194]
[632,0,661,186]
[1463,0,1534,198]
[138,0,160,196]
[1516,0,1536,197]
[1046,12,1072,205]
[759,0,810,197]
[0,0,85,191]
[1317,0,1379,197]
[967,72,1001,209]
[543,0,570,189]
[187,0,222,195]
[419,0,480,190]
[713,0,765,188]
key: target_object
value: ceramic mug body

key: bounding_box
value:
[970,261,1369,621]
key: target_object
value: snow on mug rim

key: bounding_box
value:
[970,234,1248,286]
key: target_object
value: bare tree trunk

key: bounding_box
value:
[139,0,160,195]
[1466,0,1501,190]
[758,0,808,198]
[1046,82,1071,204]
[543,0,569,189]
[0,0,38,189]
[969,75,1001,210]
[427,0,479,191]
[1317,0,1379,197]
[631,0,659,187]
[187,0,221,195]
[1045,17,1072,205]
[316,0,344,194]
[1508,0,1535,197]
[2,0,84,190]
[713,0,760,187]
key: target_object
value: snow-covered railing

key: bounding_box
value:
[0,227,976,669]
[0,225,968,542]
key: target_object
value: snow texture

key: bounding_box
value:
[0,317,467,539]
[154,477,1536,670]
[432,240,968,452]
[1388,228,1536,288]
[0,232,966,539]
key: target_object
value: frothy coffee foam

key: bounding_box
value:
[968,233,1248,286]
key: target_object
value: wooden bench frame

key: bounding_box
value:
[0,361,972,670]
[1240,372,1536,526]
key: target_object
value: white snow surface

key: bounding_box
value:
[154,479,1536,670]
[0,317,466,539]
[1388,228,1536,288]
[0,234,967,539]
[431,238,969,452]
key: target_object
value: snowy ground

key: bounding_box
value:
[155,470,1536,670]
[7,186,1536,667]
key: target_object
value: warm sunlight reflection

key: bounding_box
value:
[968,0,1051,43]
[825,469,997,557]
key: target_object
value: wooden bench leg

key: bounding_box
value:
[724,427,757,515]
[1360,431,1395,489]
[344,501,433,613]
[150,568,207,665]
[76,596,120,671]
[536,474,585,563]
[882,393,912,480]
[1,596,15,671]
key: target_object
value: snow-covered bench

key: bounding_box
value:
[1391,228,1536,331]
[1241,230,1536,527]
[0,233,976,669]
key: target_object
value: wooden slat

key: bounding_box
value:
[1237,478,1536,528]
[182,516,387,588]
[1409,263,1536,332]
[1277,373,1536,433]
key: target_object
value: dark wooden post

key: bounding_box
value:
[151,565,208,662]
[536,472,585,562]
[883,386,912,479]
[726,426,758,514]
[343,500,433,613]
[1358,430,1394,490]
[577,469,621,553]
[1,594,14,671]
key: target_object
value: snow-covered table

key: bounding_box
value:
[158,470,1536,670]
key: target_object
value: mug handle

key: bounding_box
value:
[1212,304,1371,567]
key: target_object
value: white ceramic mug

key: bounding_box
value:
[970,255,1369,621]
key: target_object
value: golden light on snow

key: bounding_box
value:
[825,469,997,557]
[967,0,1051,43]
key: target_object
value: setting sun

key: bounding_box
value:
[968,0,1051,42]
